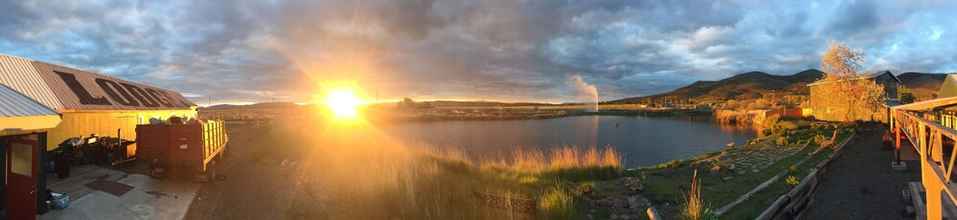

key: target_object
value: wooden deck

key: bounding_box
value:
[891,97,957,219]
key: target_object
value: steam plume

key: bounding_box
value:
[570,74,599,112]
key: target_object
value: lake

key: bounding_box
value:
[379,115,756,168]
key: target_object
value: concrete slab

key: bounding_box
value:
[41,165,199,220]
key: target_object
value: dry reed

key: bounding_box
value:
[476,146,622,173]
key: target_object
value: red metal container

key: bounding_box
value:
[136,120,227,181]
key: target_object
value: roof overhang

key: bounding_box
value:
[0,115,61,131]
[891,96,957,111]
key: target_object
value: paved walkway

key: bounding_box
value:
[804,127,920,219]
[41,165,199,220]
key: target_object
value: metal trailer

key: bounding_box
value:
[135,120,227,181]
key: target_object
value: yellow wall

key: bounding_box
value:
[45,109,197,151]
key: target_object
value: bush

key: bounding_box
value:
[539,185,575,218]
[657,160,683,169]
[776,137,788,146]
[776,121,799,131]
[813,134,827,146]
[785,175,800,186]
[796,120,811,128]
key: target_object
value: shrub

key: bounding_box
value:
[776,136,788,146]
[539,185,575,218]
[657,160,682,169]
[796,120,811,128]
[813,134,827,146]
[785,175,800,186]
[776,121,799,131]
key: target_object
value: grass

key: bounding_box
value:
[634,125,852,218]
[719,148,834,219]
[539,184,576,218]
[250,117,623,219]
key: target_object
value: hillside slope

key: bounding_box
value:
[898,72,947,100]
[610,69,824,104]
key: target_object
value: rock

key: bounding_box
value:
[595,198,615,208]
[752,169,760,173]
[614,198,629,209]
[709,164,722,173]
[623,177,644,192]
[722,176,734,181]
[610,214,619,219]
[580,184,594,195]
[627,196,649,209]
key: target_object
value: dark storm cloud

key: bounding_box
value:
[1,0,957,103]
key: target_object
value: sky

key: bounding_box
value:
[1,0,957,104]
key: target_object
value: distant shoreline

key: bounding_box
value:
[366,108,713,123]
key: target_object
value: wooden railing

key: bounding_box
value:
[201,120,228,166]
[893,109,957,219]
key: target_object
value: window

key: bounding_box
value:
[10,143,32,177]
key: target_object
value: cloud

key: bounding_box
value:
[2,0,957,103]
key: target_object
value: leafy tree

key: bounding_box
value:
[817,41,886,121]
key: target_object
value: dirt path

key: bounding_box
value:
[184,125,305,220]
[803,127,920,219]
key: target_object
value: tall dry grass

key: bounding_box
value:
[684,170,704,220]
[478,146,622,174]
[261,116,622,219]
[683,170,715,220]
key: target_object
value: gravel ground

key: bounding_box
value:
[184,124,305,220]
[804,126,920,220]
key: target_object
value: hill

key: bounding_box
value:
[200,102,304,110]
[898,72,947,100]
[609,69,824,104]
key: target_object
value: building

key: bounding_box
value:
[0,54,197,151]
[806,70,901,122]
[0,54,196,217]
[937,74,957,99]
[890,96,957,219]
[0,83,62,219]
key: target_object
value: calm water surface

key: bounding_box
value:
[379,115,755,167]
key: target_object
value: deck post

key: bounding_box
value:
[896,126,902,162]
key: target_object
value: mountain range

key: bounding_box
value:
[610,69,948,104]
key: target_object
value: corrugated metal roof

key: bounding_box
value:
[0,54,65,110]
[32,61,196,110]
[0,53,195,111]
[0,84,58,117]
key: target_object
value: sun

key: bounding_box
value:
[324,89,362,119]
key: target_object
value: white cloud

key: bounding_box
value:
[3,0,957,102]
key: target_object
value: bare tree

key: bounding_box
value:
[818,41,886,121]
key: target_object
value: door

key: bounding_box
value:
[7,135,38,220]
